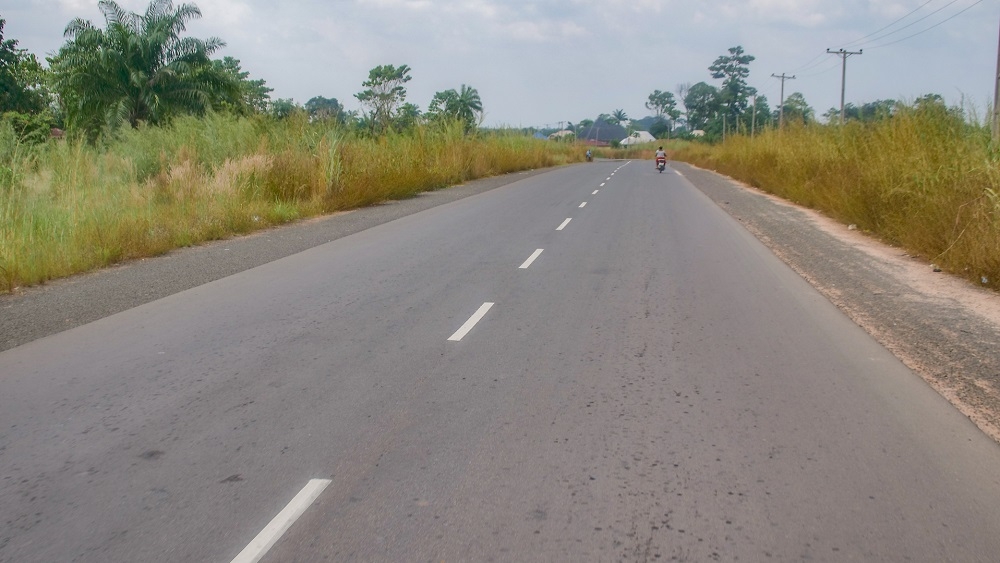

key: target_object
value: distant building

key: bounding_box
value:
[620,131,657,146]
[577,122,628,146]
[547,130,576,140]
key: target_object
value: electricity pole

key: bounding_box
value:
[993,16,1000,140]
[827,48,862,125]
[772,73,796,129]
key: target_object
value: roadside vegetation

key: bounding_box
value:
[0,115,577,292]
[0,1,578,293]
[671,100,1000,291]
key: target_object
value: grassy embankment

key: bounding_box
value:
[0,114,580,292]
[671,104,1000,291]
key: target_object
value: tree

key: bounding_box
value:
[269,98,301,120]
[427,84,483,133]
[52,0,227,134]
[646,89,681,137]
[1,19,49,115]
[683,82,721,132]
[211,56,271,115]
[777,92,813,124]
[610,108,629,126]
[355,63,412,135]
[709,46,756,127]
[304,96,343,122]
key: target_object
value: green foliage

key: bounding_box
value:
[0,19,49,115]
[610,109,629,125]
[684,82,721,132]
[210,56,272,115]
[355,64,412,135]
[304,96,344,123]
[823,99,898,123]
[269,98,303,120]
[51,0,226,136]
[427,84,483,134]
[0,113,581,291]
[709,45,757,124]
[778,92,813,125]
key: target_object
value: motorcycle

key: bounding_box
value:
[585,151,593,162]
[656,157,666,173]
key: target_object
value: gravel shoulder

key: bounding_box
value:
[673,161,1000,443]
[4,160,1000,443]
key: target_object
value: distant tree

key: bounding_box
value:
[427,84,483,133]
[355,63,412,135]
[0,19,49,115]
[610,108,629,126]
[304,96,343,122]
[394,102,421,130]
[709,46,756,127]
[683,81,721,131]
[210,56,271,115]
[778,92,813,124]
[823,99,897,123]
[596,113,612,125]
[52,0,227,134]
[269,98,301,120]
[646,89,681,137]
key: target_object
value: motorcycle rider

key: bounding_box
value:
[654,146,666,169]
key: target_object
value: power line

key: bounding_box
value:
[867,0,985,49]
[848,0,965,48]
[841,0,936,48]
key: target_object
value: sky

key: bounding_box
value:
[3,0,998,127]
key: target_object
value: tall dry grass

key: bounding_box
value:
[672,104,1000,290]
[0,114,579,292]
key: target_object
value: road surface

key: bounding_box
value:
[1,161,999,562]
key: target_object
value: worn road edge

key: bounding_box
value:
[673,161,1000,444]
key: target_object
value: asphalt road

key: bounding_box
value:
[2,161,1000,562]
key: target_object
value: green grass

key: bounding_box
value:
[0,115,580,292]
[671,105,1000,290]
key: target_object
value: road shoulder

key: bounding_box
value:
[0,168,552,352]
[673,161,1000,443]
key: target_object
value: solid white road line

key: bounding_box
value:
[448,302,495,341]
[593,190,599,195]
[519,249,544,269]
[556,218,572,231]
[579,202,587,208]
[230,479,332,563]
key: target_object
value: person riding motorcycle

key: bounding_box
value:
[654,146,666,171]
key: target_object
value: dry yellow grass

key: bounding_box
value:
[672,104,1000,290]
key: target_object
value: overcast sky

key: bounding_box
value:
[3,0,997,127]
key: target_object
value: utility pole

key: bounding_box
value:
[827,48,862,125]
[993,15,1000,140]
[771,73,796,129]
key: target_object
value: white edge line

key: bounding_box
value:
[231,478,332,563]
[556,218,572,231]
[579,202,587,208]
[519,249,544,269]
[448,302,494,341]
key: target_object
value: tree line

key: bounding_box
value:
[0,0,484,143]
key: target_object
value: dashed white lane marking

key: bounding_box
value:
[600,183,605,187]
[519,249,544,269]
[231,479,332,563]
[556,218,572,231]
[593,190,599,195]
[676,171,684,176]
[579,202,587,208]
[448,302,495,341]
[606,177,612,181]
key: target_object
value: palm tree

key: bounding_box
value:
[610,108,629,126]
[428,84,483,134]
[53,0,227,133]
